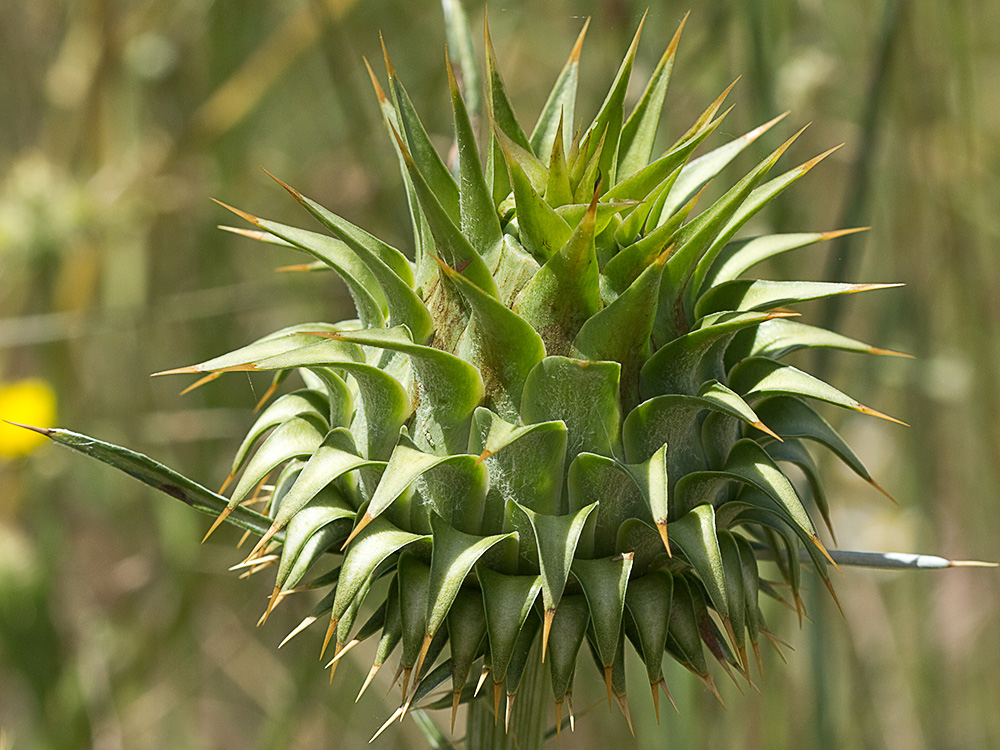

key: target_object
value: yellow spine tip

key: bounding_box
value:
[753,420,783,442]
[542,609,555,662]
[858,405,909,427]
[201,504,234,543]
[342,513,374,551]
[415,632,433,678]
[400,667,411,704]
[615,692,635,736]
[493,681,502,725]
[319,617,337,661]
[660,679,680,715]
[211,198,260,226]
[357,662,382,702]
[656,521,672,556]
[258,585,281,625]
[474,666,489,697]
[569,17,590,63]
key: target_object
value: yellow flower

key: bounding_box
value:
[0,379,57,458]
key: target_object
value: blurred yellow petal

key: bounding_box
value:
[0,379,57,458]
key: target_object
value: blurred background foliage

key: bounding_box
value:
[1,0,998,747]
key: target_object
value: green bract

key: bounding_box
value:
[46,10,916,742]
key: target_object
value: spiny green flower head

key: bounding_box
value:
[162,10,906,738]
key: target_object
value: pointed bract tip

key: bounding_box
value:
[660,679,680,715]
[328,653,340,684]
[451,691,461,733]
[211,198,260,227]
[246,522,280,562]
[604,666,614,710]
[319,617,338,661]
[656,520,672,556]
[716,656,744,693]
[399,692,415,722]
[614,692,635,736]
[746,110,790,143]
[152,364,202,377]
[230,553,276,575]
[254,379,281,413]
[379,32,396,78]
[201,504,234,543]
[493,681,502,724]
[650,682,661,723]
[505,693,515,732]
[387,119,414,166]
[772,123,808,162]
[767,310,802,320]
[329,638,361,666]
[400,667,412,703]
[654,242,675,267]
[219,225,270,241]
[712,103,738,128]
[752,640,765,677]
[385,663,404,697]
[737,644,751,677]
[822,576,846,617]
[820,226,870,242]
[949,559,1000,568]
[667,12,690,56]
[703,674,726,708]
[279,615,316,649]
[260,168,306,205]
[179,371,221,396]
[483,10,496,56]
[855,282,905,293]
[475,666,489,697]
[444,47,459,91]
[857,404,908,427]
[3,421,52,438]
[631,9,648,46]
[798,142,844,173]
[722,617,743,667]
[719,76,742,99]
[542,609,555,662]
[753,420,783,443]
[820,511,838,546]
[415,632,433,678]
[820,227,871,242]
[342,512,374,551]
[696,80,740,127]
[570,17,591,63]
[258,585,282,625]
[685,182,713,215]
[587,179,601,212]
[868,345,915,359]
[870,478,899,505]
[368,707,403,744]
[357,662,382,702]
[555,700,563,740]
[362,57,390,106]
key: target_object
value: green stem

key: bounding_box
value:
[466,641,548,750]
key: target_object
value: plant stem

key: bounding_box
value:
[466,641,548,750]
